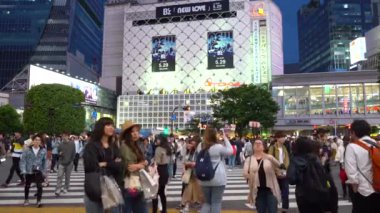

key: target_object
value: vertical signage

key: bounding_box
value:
[152,35,176,72]
[207,31,234,69]
[259,21,269,83]
[252,20,260,84]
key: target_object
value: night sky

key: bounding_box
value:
[274,0,310,64]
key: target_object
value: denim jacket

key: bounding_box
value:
[20,146,47,175]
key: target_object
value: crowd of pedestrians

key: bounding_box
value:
[0,118,379,213]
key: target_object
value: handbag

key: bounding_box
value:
[139,166,159,199]
[182,169,192,184]
[100,175,124,210]
[85,171,102,202]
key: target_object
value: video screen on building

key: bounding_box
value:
[207,31,234,69]
[152,35,176,72]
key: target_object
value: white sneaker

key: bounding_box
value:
[24,200,29,206]
[180,206,189,213]
[245,203,255,209]
[62,189,68,194]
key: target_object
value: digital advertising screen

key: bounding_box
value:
[29,65,99,104]
[207,31,234,69]
[152,35,176,72]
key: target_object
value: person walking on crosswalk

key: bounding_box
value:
[1,132,25,187]
[268,131,290,213]
[152,134,171,213]
[20,134,47,207]
[196,127,233,213]
[244,139,281,213]
[55,132,76,196]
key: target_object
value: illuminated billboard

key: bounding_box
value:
[152,35,176,72]
[350,37,367,65]
[207,31,234,69]
[29,65,98,104]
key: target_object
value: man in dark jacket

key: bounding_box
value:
[55,133,75,196]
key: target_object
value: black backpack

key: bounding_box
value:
[195,148,219,181]
[298,156,330,205]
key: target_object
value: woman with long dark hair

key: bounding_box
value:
[152,134,172,213]
[120,121,148,213]
[83,117,123,213]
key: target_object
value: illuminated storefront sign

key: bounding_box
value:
[251,2,266,18]
[156,1,229,18]
[205,79,241,87]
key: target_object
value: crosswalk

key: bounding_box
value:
[0,163,352,210]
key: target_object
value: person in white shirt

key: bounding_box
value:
[345,120,380,213]
[73,135,84,172]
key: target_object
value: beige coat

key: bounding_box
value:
[243,155,281,205]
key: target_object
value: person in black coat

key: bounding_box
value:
[83,117,123,213]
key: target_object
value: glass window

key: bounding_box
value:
[351,84,364,114]
[296,86,310,116]
[310,86,323,115]
[365,83,380,114]
[337,84,350,115]
[284,87,297,116]
[324,85,337,115]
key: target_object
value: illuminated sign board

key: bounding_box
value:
[29,65,99,104]
[207,31,234,69]
[251,2,266,18]
[204,78,241,87]
[350,37,366,65]
[156,1,229,18]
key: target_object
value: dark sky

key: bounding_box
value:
[274,0,310,64]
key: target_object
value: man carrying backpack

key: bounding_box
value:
[345,120,380,213]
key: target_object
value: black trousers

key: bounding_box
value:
[352,192,380,213]
[296,197,324,213]
[73,153,80,171]
[173,158,177,177]
[153,164,169,213]
[51,154,59,171]
[25,172,43,201]
[6,157,24,184]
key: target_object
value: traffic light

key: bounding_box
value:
[163,127,170,135]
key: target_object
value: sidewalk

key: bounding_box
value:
[0,207,255,213]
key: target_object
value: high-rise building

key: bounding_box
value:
[373,0,380,26]
[298,0,374,72]
[0,0,105,89]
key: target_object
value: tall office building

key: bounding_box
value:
[0,0,105,89]
[298,0,374,72]
[373,0,380,26]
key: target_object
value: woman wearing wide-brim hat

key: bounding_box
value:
[119,120,148,213]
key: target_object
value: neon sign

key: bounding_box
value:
[205,79,241,87]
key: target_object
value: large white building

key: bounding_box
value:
[102,0,284,128]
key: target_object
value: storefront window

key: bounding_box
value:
[284,87,297,116]
[272,87,284,117]
[365,83,380,114]
[296,86,310,116]
[337,84,350,115]
[351,84,364,114]
[310,85,323,115]
[324,85,337,115]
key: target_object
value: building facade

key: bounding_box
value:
[298,0,374,73]
[272,71,380,131]
[103,0,283,95]
[364,25,380,70]
[0,0,104,89]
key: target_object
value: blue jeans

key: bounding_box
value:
[200,185,225,213]
[124,192,148,213]
[228,155,236,168]
[278,178,289,209]
[84,194,123,213]
[255,188,278,213]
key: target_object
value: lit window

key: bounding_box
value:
[344,4,348,9]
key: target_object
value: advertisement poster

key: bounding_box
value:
[207,31,234,69]
[152,35,176,72]
[156,1,229,18]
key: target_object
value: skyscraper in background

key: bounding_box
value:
[298,0,374,73]
[0,0,105,89]
[373,0,380,26]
